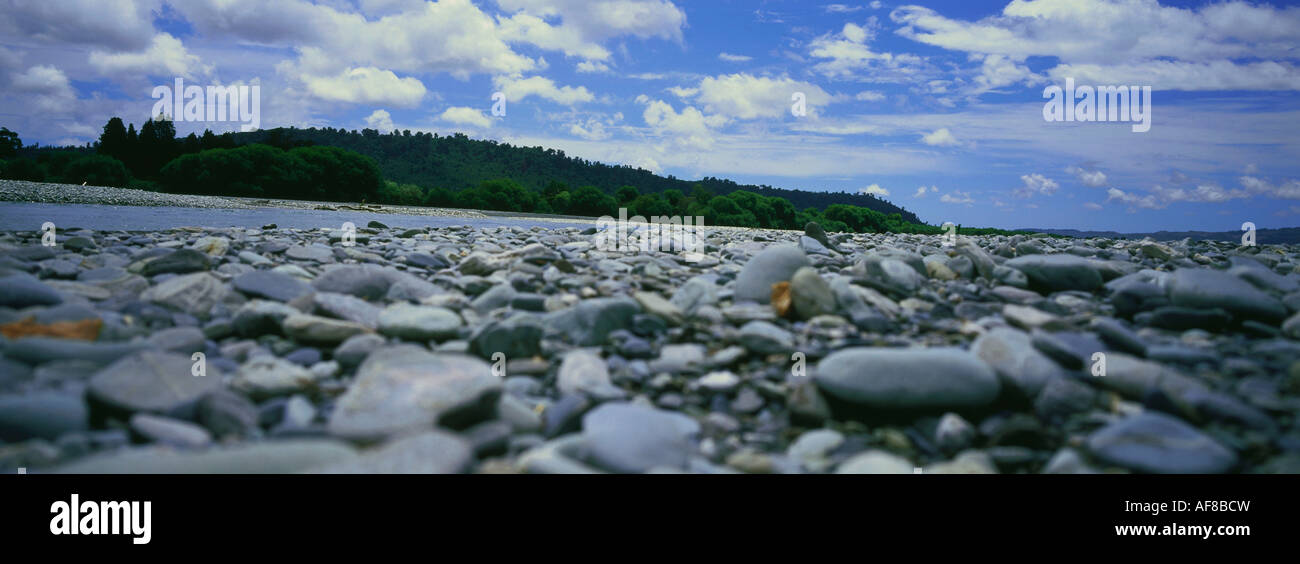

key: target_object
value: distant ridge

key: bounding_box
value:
[231,127,926,225]
[1022,227,1300,244]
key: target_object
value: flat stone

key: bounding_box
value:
[0,391,88,441]
[282,314,370,345]
[87,350,222,415]
[328,345,501,442]
[232,270,313,302]
[1168,267,1287,323]
[1086,412,1237,474]
[815,347,1000,410]
[52,440,358,473]
[129,413,212,448]
[580,402,699,473]
[377,304,462,341]
[0,273,63,308]
[140,272,227,317]
[313,431,472,474]
[1004,254,1104,292]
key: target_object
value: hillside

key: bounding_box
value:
[232,127,924,224]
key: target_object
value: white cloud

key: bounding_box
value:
[9,65,76,112]
[940,190,974,204]
[1241,176,1300,199]
[299,65,427,107]
[693,73,832,119]
[825,4,864,13]
[892,0,1300,92]
[0,0,157,50]
[438,106,492,128]
[576,61,610,73]
[912,185,938,198]
[861,184,890,196]
[718,53,752,62]
[808,18,929,82]
[1066,165,1108,187]
[921,127,959,147]
[364,109,394,132]
[640,97,726,149]
[1014,173,1060,198]
[497,0,687,43]
[1083,202,1103,210]
[89,33,211,79]
[493,74,594,105]
[855,90,885,101]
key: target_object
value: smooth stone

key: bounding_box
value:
[1086,412,1237,474]
[469,313,544,359]
[328,345,501,442]
[670,276,719,314]
[836,450,914,474]
[282,314,370,345]
[377,304,462,341]
[140,272,227,317]
[1168,268,1287,323]
[313,431,472,474]
[737,320,794,355]
[286,245,334,262]
[1004,254,1104,292]
[142,248,210,275]
[787,429,844,472]
[557,349,613,396]
[971,327,1069,399]
[545,297,641,346]
[580,402,699,473]
[734,245,809,304]
[146,326,207,354]
[52,440,358,473]
[816,347,1000,410]
[311,292,382,328]
[232,300,299,336]
[129,413,212,448]
[790,267,835,320]
[233,356,319,400]
[0,391,88,441]
[0,273,63,307]
[232,270,313,302]
[87,350,222,415]
[633,291,684,325]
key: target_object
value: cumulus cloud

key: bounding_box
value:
[913,185,937,198]
[89,33,211,79]
[892,0,1300,92]
[861,184,890,196]
[855,90,885,101]
[639,97,727,149]
[808,19,929,82]
[1014,173,1060,198]
[1066,165,1108,187]
[940,190,974,205]
[0,0,157,51]
[1241,176,1300,199]
[438,106,492,128]
[9,65,76,112]
[493,74,594,105]
[364,109,394,132]
[298,65,427,107]
[692,73,832,119]
[921,127,959,147]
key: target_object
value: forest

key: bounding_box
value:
[0,120,1023,236]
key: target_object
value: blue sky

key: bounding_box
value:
[2,0,1299,231]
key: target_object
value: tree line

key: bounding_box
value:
[0,119,1031,236]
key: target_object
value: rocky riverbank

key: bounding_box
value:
[0,180,488,219]
[1,220,1298,474]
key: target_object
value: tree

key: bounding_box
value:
[567,185,617,217]
[0,127,23,159]
[97,118,128,162]
[60,154,131,187]
[615,185,639,204]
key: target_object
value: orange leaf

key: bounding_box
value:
[771,281,793,319]
[0,316,102,341]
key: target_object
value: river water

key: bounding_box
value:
[0,202,593,232]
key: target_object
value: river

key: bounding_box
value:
[0,202,594,232]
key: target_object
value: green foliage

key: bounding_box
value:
[630,193,673,218]
[158,143,383,202]
[59,154,132,187]
[455,178,540,212]
[0,158,45,181]
[380,181,426,206]
[615,185,639,204]
[566,185,618,217]
[0,127,23,158]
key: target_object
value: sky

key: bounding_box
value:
[1,0,1299,232]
